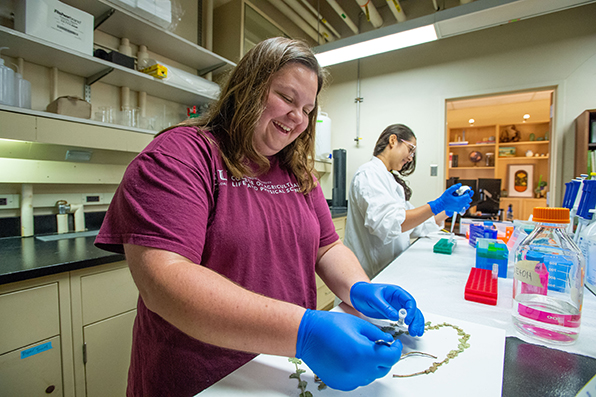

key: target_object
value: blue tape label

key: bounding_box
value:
[21,341,52,359]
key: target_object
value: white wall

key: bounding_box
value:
[318,3,596,207]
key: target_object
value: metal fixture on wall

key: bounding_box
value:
[354,59,363,146]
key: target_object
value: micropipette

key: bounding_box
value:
[450,185,472,242]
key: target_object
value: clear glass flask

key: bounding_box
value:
[512,207,585,344]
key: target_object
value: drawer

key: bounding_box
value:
[0,283,60,355]
[81,265,138,326]
[0,336,63,396]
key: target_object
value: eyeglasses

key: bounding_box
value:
[400,139,416,157]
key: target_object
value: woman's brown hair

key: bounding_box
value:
[163,37,328,194]
[373,124,417,201]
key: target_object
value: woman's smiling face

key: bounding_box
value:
[252,63,318,156]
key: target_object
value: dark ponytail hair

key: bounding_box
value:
[373,124,417,201]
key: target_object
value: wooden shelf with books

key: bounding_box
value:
[446,121,551,215]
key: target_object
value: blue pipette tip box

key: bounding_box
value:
[465,267,498,306]
[433,238,456,255]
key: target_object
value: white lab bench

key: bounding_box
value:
[198,233,596,396]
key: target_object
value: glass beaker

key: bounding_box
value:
[512,207,585,344]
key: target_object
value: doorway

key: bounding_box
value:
[445,89,554,221]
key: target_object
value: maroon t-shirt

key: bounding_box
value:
[95,126,338,396]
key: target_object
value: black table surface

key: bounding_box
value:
[0,233,124,285]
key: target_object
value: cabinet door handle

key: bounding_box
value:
[83,342,87,364]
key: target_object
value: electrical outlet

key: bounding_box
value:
[0,194,20,209]
[82,193,104,204]
[430,164,438,177]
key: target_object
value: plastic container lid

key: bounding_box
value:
[526,250,544,261]
[532,207,570,224]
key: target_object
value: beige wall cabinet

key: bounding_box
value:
[0,261,138,397]
[447,122,551,220]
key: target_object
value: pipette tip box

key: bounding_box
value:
[433,238,456,255]
[464,267,498,305]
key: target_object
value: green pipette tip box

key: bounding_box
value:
[433,238,456,255]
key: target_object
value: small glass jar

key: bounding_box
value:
[512,207,585,344]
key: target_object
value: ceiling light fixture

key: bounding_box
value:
[523,114,530,122]
[313,0,595,68]
[315,24,438,67]
[469,118,475,125]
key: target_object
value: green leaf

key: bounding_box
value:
[288,357,302,365]
[298,380,308,389]
[289,373,300,379]
[296,369,306,375]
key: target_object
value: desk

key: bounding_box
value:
[199,233,596,396]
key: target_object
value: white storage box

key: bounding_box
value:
[15,0,94,56]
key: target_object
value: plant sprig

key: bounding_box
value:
[393,321,471,378]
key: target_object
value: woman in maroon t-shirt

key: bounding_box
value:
[96,37,425,396]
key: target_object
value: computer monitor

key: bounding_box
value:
[446,178,480,209]
[476,178,501,215]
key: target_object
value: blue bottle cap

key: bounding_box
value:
[526,251,544,262]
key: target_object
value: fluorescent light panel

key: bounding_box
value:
[315,24,438,67]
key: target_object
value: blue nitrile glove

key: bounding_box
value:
[296,309,402,391]
[350,282,425,337]
[428,183,473,216]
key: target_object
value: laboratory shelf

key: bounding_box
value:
[0,26,218,105]
[61,0,236,75]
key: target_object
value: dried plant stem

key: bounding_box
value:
[393,321,471,378]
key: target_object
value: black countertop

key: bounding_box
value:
[0,233,124,286]
[0,210,346,286]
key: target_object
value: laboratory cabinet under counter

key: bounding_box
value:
[0,259,137,397]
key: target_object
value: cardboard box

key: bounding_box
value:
[15,0,94,56]
[46,96,92,119]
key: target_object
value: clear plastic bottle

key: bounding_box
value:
[512,207,585,344]
[0,47,15,106]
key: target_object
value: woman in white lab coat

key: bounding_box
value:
[344,124,472,279]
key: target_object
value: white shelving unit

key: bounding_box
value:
[62,0,235,75]
[0,26,223,106]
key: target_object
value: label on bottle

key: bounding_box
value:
[514,260,543,287]
[518,304,581,328]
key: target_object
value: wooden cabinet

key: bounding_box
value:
[574,109,596,176]
[0,261,138,397]
[447,122,551,219]
[500,197,547,221]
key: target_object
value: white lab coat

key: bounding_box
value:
[344,157,440,279]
